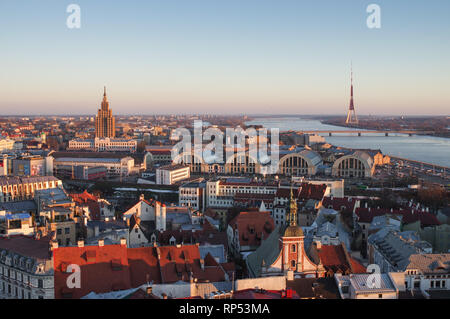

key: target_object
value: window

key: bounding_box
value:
[378,294,382,299]
[57,229,62,235]
[38,279,43,288]
[291,245,296,253]
[291,260,296,268]
[65,228,70,234]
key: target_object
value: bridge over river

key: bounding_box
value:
[297,130,435,137]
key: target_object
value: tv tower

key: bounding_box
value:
[346,64,359,125]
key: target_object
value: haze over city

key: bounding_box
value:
[1,0,449,115]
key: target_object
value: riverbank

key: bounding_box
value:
[245,117,450,167]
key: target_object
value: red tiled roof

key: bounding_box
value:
[158,219,228,248]
[322,197,356,212]
[233,288,300,299]
[157,245,227,284]
[229,211,274,248]
[70,191,101,220]
[69,190,98,204]
[297,183,327,201]
[276,183,326,202]
[0,235,52,260]
[355,208,441,226]
[234,193,275,203]
[54,243,233,298]
[318,244,366,274]
[53,244,131,299]
[127,247,162,286]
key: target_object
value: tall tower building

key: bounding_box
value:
[95,87,116,138]
[346,65,359,125]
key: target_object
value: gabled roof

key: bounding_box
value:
[246,226,284,277]
[229,211,274,248]
[317,244,366,274]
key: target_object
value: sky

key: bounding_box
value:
[0,0,449,116]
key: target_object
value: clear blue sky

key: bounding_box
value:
[0,0,449,115]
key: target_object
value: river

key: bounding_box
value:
[245,117,450,168]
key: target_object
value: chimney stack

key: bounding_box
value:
[51,241,59,250]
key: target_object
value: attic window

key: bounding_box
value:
[86,250,97,263]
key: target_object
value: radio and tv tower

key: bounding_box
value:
[346,65,359,125]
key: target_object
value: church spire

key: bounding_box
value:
[289,184,298,227]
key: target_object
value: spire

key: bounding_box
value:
[289,184,298,227]
[346,63,358,125]
[101,86,109,111]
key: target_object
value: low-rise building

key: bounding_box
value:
[0,213,34,237]
[0,176,62,203]
[0,235,54,299]
[335,273,399,299]
[368,228,433,273]
[53,156,134,179]
[68,137,138,153]
[404,253,450,291]
[156,164,190,185]
[179,181,206,212]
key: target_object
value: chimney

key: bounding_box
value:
[120,238,127,246]
[98,239,105,247]
[315,240,322,250]
[287,270,294,281]
[77,240,84,248]
[51,241,59,250]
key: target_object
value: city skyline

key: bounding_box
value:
[0,0,449,116]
